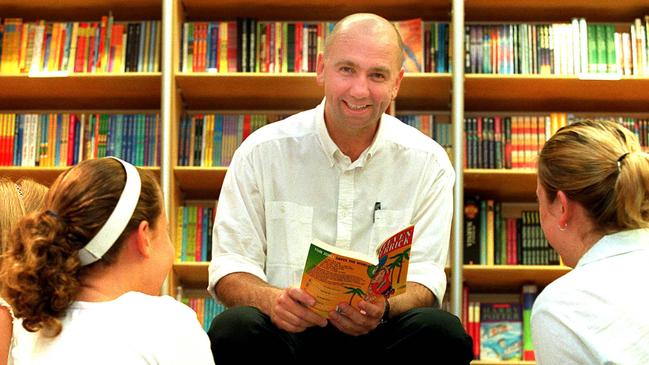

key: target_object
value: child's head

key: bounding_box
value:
[0,178,47,252]
[0,157,167,336]
[538,120,649,234]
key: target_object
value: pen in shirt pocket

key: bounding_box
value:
[373,202,381,223]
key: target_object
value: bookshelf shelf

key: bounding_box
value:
[465,75,649,112]
[0,0,161,20]
[0,166,160,186]
[174,166,227,199]
[464,0,649,22]
[180,0,450,21]
[464,265,571,291]
[464,169,538,201]
[0,74,162,110]
[175,73,451,110]
[173,261,209,288]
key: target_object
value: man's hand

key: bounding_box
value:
[270,287,328,333]
[327,296,386,336]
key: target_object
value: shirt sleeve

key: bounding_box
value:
[208,148,268,297]
[406,149,455,305]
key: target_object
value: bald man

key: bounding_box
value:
[207,13,473,364]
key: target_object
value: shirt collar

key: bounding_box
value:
[315,98,338,168]
[315,97,386,169]
[577,228,649,267]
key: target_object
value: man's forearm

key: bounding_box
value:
[214,272,282,316]
[387,281,436,318]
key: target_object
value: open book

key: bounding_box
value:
[300,225,414,318]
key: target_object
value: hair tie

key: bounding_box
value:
[15,183,26,215]
[617,152,630,172]
[45,210,61,219]
[14,183,24,198]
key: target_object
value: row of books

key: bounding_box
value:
[464,113,649,170]
[464,197,560,266]
[0,112,160,167]
[395,113,453,154]
[180,18,450,74]
[0,15,161,74]
[465,18,649,76]
[463,284,538,361]
[177,112,454,168]
[175,203,216,263]
[177,290,225,332]
[177,113,289,167]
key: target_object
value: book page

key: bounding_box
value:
[301,239,374,318]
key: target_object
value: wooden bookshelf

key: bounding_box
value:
[464,0,649,22]
[465,75,649,112]
[0,0,161,20]
[180,0,451,21]
[175,72,451,110]
[174,166,227,199]
[0,74,161,109]
[0,166,160,186]
[464,265,571,291]
[173,262,210,288]
[464,169,538,201]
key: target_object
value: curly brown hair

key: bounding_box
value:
[0,178,48,253]
[0,158,161,336]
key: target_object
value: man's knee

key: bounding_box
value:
[208,306,269,344]
[395,308,473,362]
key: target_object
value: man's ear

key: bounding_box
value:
[316,53,325,85]
[391,67,405,100]
[134,220,153,258]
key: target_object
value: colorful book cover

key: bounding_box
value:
[300,225,414,318]
[522,284,538,360]
[480,302,522,361]
[393,19,423,72]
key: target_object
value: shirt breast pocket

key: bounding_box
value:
[265,201,313,288]
[371,209,410,249]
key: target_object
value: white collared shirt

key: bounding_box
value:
[12,292,214,365]
[532,228,649,365]
[208,99,455,303]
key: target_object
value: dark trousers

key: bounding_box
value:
[208,306,473,364]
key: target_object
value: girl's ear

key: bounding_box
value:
[556,190,570,228]
[134,220,153,258]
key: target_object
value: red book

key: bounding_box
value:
[87,22,97,72]
[67,114,76,166]
[242,114,251,141]
[75,23,88,73]
[227,22,237,72]
[97,16,107,71]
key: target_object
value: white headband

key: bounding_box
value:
[78,157,142,266]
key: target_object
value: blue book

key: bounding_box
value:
[480,303,522,360]
[136,114,145,166]
[13,115,23,166]
[73,115,81,165]
[55,114,63,165]
[213,114,223,166]
[201,206,209,261]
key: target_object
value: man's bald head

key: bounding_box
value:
[323,13,405,70]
